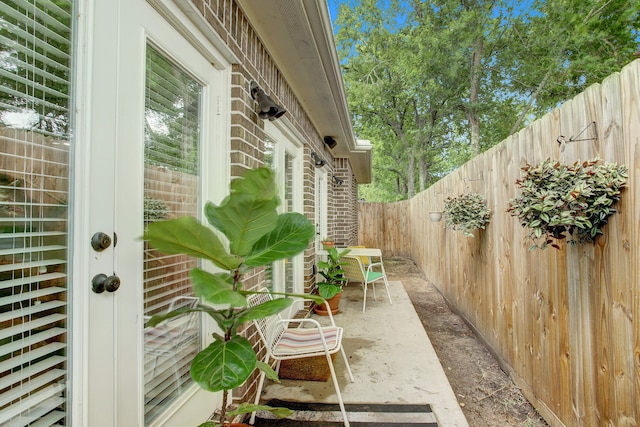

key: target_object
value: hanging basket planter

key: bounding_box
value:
[507,157,627,250]
[443,193,491,237]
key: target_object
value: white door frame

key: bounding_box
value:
[75,0,230,425]
[315,168,329,250]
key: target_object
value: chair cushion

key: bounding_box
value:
[273,326,341,357]
[365,271,384,282]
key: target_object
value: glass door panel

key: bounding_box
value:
[142,44,202,425]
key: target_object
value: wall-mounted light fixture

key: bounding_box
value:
[250,81,286,121]
[323,136,337,149]
[311,151,326,167]
[332,175,344,186]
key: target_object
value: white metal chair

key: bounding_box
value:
[341,250,393,313]
[248,288,354,427]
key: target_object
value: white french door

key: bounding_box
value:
[83,0,228,426]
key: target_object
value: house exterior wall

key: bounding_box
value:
[186,0,360,404]
[332,157,358,247]
[190,0,360,258]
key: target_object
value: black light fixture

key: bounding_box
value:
[332,175,344,186]
[250,81,286,121]
[310,151,326,167]
[323,136,337,149]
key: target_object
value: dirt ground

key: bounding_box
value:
[384,257,548,427]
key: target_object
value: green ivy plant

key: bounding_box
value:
[507,158,627,250]
[144,168,320,426]
[443,193,491,237]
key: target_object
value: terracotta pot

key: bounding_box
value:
[313,291,343,315]
[321,241,335,249]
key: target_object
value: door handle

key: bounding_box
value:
[91,274,121,293]
[91,232,112,251]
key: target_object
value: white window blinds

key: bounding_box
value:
[0,0,74,426]
[143,44,202,425]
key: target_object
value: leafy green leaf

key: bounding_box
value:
[244,212,315,267]
[230,167,278,201]
[145,305,199,328]
[318,283,342,299]
[191,336,256,391]
[228,402,293,419]
[235,298,292,325]
[144,216,240,270]
[205,195,279,257]
[190,268,246,307]
[256,360,280,382]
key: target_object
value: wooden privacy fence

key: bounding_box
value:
[359,59,640,427]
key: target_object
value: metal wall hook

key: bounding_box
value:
[557,121,598,145]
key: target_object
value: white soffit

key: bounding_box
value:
[237,0,371,183]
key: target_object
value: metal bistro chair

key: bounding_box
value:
[248,288,354,427]
[341,249,393,313]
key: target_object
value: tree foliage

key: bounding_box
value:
[333,0,639,201]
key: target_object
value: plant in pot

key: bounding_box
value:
[507,157,627,250]
[321,237,335,249]
[314,246,351,315]
[144,167,321,426]
[443,193,491,237]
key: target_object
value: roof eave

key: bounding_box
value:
[237,0,371,183]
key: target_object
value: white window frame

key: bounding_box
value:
[264,121,304,299]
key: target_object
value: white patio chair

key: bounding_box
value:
[248,288,354,427]
[341,251,393,313]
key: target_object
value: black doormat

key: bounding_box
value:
[253,399,439,426]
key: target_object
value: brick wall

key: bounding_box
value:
[332,158,358,246]
[186,0,361,407]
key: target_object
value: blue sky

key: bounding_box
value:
[327,0,340,23]
[327,0,538,29]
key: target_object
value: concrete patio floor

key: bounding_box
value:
[259,280,469,427]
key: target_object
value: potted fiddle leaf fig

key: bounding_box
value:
[144,167,320,426]
[507,157,627,250]
[443,193,491,237]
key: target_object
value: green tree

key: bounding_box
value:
[334,0,639,202]
[503,0,640,131]
[0,0,73,136]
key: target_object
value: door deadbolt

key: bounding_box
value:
[91,274,121,293]
[91,232,112,251]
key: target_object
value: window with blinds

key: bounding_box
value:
[142,44,202,425]
[263,139,275,291]
[283,152,295,293]
[263,136,297,294]
[0,0,73,426]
